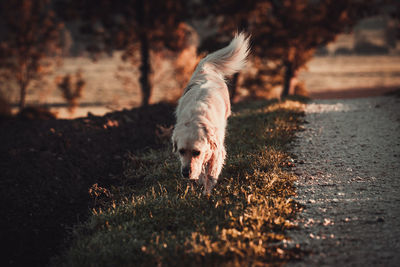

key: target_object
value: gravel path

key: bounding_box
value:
[289,96,400,266]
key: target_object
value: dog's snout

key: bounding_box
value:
[181,167,191,178]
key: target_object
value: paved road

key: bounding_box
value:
[289,96,400,266]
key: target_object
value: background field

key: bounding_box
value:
[9,54,400,118]
[300,55,400,94]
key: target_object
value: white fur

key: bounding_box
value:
[172,33,250,195]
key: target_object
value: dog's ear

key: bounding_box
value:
[201,122,218,151]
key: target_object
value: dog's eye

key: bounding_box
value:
[179,149,185,155]
[192,150,200,157]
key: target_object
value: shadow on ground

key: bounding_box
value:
[0,103,175,266]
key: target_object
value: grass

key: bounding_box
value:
[53,99,305,266]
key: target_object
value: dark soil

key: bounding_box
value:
[0,103,175,266]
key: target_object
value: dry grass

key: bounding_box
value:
[53,99,306,267]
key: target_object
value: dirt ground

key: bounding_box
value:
[0,103,175,266]
[289,94,400,266]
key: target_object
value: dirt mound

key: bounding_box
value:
[0,103,175,266]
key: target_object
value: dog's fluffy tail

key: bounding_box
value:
[190,33,250,83]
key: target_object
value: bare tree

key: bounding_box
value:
[0,0,63,110]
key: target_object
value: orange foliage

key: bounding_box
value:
[0,0,63,109]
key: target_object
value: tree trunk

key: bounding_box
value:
[281,61,294,98]
[229,72,240,102]
[19,82,27,110]
[139,32,152,106]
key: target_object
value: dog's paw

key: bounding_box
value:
[197,173,206,186]
[203,177,218,195]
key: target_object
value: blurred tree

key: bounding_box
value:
[196,0,259,101]
[0,0,63,110]
[57,0,189,106]
[56,71,85,114]
[251,0,369,98]
[199,0,380,98]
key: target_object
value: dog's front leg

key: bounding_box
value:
[198,170,207,186]
[203,147,226,195]
[203,176,218,195]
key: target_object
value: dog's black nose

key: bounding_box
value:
[181,167,190,178]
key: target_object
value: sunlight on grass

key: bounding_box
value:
[53,99,305,266]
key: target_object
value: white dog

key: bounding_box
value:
[172,33,250,194]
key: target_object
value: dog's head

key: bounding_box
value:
[172,119,217,180]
